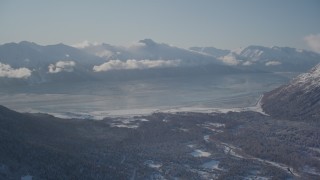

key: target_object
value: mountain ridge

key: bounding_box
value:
[262,63,320,121]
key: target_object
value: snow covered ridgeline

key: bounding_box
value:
[288,63,320,90]
[262,63,320,121]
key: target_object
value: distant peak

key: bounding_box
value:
[271,46,280,50]
[19,41,39,46]
[139,39,157,46]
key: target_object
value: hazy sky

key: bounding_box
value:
[0,0,319,50]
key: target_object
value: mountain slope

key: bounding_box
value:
[262,63,320,121]
[0,105,129,179]
[189,46,230,58]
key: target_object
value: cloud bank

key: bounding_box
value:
[93,59,181,72]
[0,63,32,78]
[48,61,76,73]
[304,33,320,53]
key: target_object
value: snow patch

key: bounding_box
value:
[187,144,196,148]
[144,160,162,169]
[191,149,211,157]
[202,160,221,170]
[204,135,210,142]
[205,123,225,128]
[221,143,245,159]
[200,122,225,133]
[110,118,149,129]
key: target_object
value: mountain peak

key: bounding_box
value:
[18,41,41,48]
[139,39,157,46]
[19,41,37,45]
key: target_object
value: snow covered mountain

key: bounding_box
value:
[0,41,107,84]
[262,63,320,121]
[77,39,221,65]
[1,40,320,85]
[0,40,237,85]
[0,41,105,68]
[192,45,320,72]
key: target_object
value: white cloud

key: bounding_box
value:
[304,33,320,53]
[242,61,253,66]
[0,63,32,78]
[93,59,181,72]
[218,55,240,65]
[72,40,100,49]
[48,61,76,73]
[265,61,282,66]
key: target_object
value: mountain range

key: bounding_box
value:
[0,39,320,85]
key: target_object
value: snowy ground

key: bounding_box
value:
[190,149,211,157]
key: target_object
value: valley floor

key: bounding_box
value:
[0,107,319,179]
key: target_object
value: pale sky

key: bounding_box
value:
[0,0,319,50]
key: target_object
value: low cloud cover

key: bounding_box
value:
[218,55,240,66]
[0,63,32,78]
[93,59,181,72]
[304,33,320,53]
[48,61,76,73]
